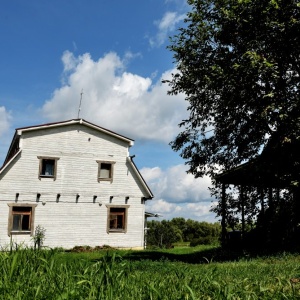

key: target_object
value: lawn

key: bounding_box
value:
[1,245,300,299]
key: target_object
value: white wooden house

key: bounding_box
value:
[0,119,153,249]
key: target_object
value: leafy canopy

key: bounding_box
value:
[167,0,300,177]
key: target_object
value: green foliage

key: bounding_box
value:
[211,185,261,232]
[190,236,217,247]
[167,0,300,178]
[146,220,181,248]
[166,0,300,248]
[2,248,300,298]
[210,186,300,249]
[146,218,221,248]
[33,225,46,250]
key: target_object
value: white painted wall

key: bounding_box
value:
[0,123,149,249]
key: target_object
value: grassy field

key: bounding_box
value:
[1,245,300,299]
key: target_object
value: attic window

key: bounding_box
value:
[97,161,115,183]
[38,157,59,180]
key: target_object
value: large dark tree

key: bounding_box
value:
[167,0,300,178]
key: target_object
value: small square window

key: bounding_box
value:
[100,163,112,178]
[38,157,59,180]
[97,161,115,182]
[41,159,55,176]
[106,205,129,233]
[8,204,37,236]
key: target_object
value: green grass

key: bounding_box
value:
[172,241,191,247]
[1,246,300,299]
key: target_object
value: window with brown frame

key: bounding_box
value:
[38,156,59,180]
[7,204,37,236]
[107,205,129,233]
[97,161,115,183]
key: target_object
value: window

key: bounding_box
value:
[106,205,129,233]
[7,204,37,236]
[97,161,115,182]
[38,156,59,180]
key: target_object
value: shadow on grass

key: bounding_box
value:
[123,246,249,264]
[123,245,300,264]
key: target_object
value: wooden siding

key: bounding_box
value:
[0,123,148,249]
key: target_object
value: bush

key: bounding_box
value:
[190,236,217,247]
[33,225,46,250]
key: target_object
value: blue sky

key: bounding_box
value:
[0,0,218,222]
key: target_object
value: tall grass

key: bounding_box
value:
[0,247,300,299]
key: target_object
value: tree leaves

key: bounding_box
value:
[167,0,300,177]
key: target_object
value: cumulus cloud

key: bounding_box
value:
[142,164,218,222]
[141,166,163,182]
[146,199,218,222]
[147,199,181,214]
[149,11,185,47]
[40,50,217,222]
[61,50,77,73]
[42,51,187,143]
[187,202,218,218]
[0,106,11,137]
[141,164,212,204]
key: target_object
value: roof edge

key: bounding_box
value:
[0,149,22,174]
[145,212,161,218]
[127,156,154,199]
[17,119,134,145]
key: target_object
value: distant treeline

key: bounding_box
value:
[146,218,221,248]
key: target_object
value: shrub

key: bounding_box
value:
[190,236,217,247]
[33,225,46,250]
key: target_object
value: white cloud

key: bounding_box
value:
[187,202,217,217]
[61,50,77,73]
[158,12,181,31]
[122,51,142,67]
[0,106,11,137]
[142,164,218,222]
[149,11,185,47]
[141,167,163,182]
[147,199,181,214]
[141,164,212,204]
[42,51,187,143]
[146,199,218,223]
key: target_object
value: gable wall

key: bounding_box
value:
[0,124,148,249]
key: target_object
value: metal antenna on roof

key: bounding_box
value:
[77,89,83,119]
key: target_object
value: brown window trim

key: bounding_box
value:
[106,204,130,233]
[37,156,60,181]
[96,160,115,183]
[7,203,38,236]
